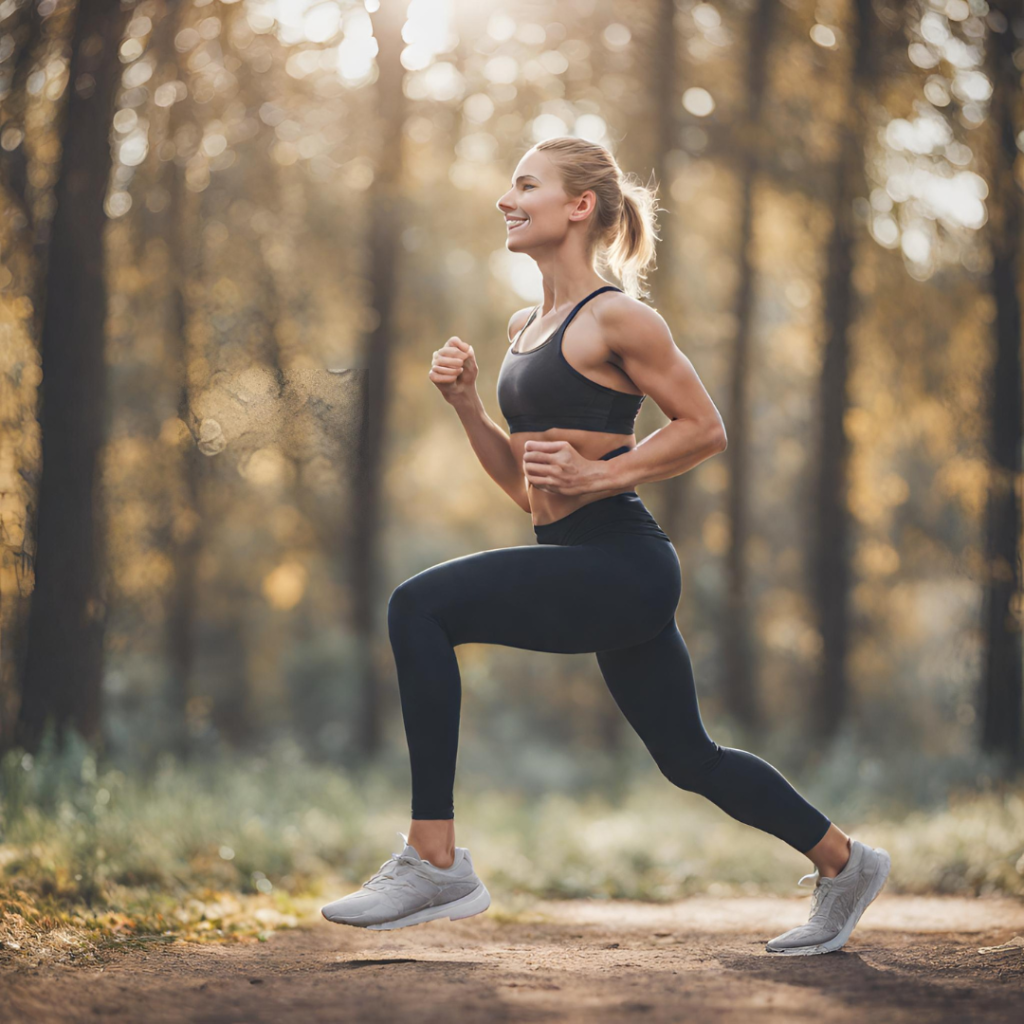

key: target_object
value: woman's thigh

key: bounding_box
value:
[388,537,680,655]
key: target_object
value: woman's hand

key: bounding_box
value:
[522,440,610,496]
[429,337,478,402]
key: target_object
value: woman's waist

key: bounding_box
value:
[527,441,639,528]
[511,429,637,465]
[529,485,639,528]
[533,489,671,546]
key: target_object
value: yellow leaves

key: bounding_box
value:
[935,456,988,518]
[844,406,872,442]
[104,437,153,483]
[159,416,192,448]
[10,295,34,321]
[878,472,910,507]
[0,879,298,961]
[262,561,308,610]
[99,910,137,935]
[701,510,730,555]
[697,459,727,494]
[855,538,901,577]
[759,588,822,659]
[766,323,818,376]
[239,446,292,488]
[187,355,210,387]
[211,276,241,306]
[299,454,340,494]
[171,506,201,545]
[268,504,309,545]
[119,550,174,596]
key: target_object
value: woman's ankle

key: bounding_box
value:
[817,835,852,878]
[409,843,455,868]
[806,825,851,878]
[407,819,455,868]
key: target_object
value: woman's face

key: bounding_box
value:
[496,150,593,253]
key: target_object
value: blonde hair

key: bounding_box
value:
[532,136,661,301]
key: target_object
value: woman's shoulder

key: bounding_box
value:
[594,290,661,332]
[507,304,538,343]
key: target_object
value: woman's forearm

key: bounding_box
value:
[594,418,726,491]
[449,390,530,512]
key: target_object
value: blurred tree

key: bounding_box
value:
[648,0,687,547]
[979,0,1022,768]
[810,0,891,740]
[0,0,44,330]
[353,0,409,759]
[146,0,201,759]
[811,0,872,741]
[721,0,778,733]
[17,0,133,754]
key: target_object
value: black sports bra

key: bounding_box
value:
[496,285,646,435]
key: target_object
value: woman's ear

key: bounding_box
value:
[569,189,597,222]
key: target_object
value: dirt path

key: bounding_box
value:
[2,895,1022,1022]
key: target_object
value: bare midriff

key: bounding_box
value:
[512,427,638,526]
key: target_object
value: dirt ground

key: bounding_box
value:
[2,894,1022,1022]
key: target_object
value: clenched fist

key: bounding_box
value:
[429,337,478,401]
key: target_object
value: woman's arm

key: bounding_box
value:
[449,390,531,513]
[522,299,727,497]
[588,301,727,489]
[429,334,531,513]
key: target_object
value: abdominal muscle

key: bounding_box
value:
[511,428,637,526]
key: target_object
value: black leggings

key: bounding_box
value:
[387,456,832,855]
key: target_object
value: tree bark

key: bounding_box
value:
[17,0,131,753]
[648,0,688,548]
[979,2,1023,768]
[808,0,881,740]
[720,0,778,732]
[353,0,410,758]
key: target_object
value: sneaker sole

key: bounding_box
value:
[321,880,492,931]
[765,847,891,956]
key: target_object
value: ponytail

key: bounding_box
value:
[533,137,662,300]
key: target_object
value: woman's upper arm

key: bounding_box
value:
[602,299,726,441]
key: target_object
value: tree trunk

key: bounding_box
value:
[808,0,879,741]
[721,0,778,733]
[979,2,1023,769]
[16,0,130,753]
[0,0,45,755]
[351,0,409,760]
[649,0,690,547]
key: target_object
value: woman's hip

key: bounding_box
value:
[389,531,680,653]
[533,489,672,547]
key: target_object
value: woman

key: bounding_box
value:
[321,137,890,955]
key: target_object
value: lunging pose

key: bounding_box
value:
[322,137,890,955]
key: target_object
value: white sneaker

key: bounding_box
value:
[320,832,491,931]
[765,838,891,955]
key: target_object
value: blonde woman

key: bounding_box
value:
[321,137,890,955]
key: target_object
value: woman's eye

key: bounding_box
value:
[522,184,534,190]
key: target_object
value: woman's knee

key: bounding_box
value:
[388,566,459,632]
[653,742,724,794]
[388,575,431,623]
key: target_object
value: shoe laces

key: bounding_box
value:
[362,833,428,892]
[798,869,834,918]
[362,851,423,892]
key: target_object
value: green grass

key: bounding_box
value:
[1,730,1022,962]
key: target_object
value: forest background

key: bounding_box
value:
[0,0,1022,953]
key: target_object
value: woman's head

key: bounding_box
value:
[496,137,661,301]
